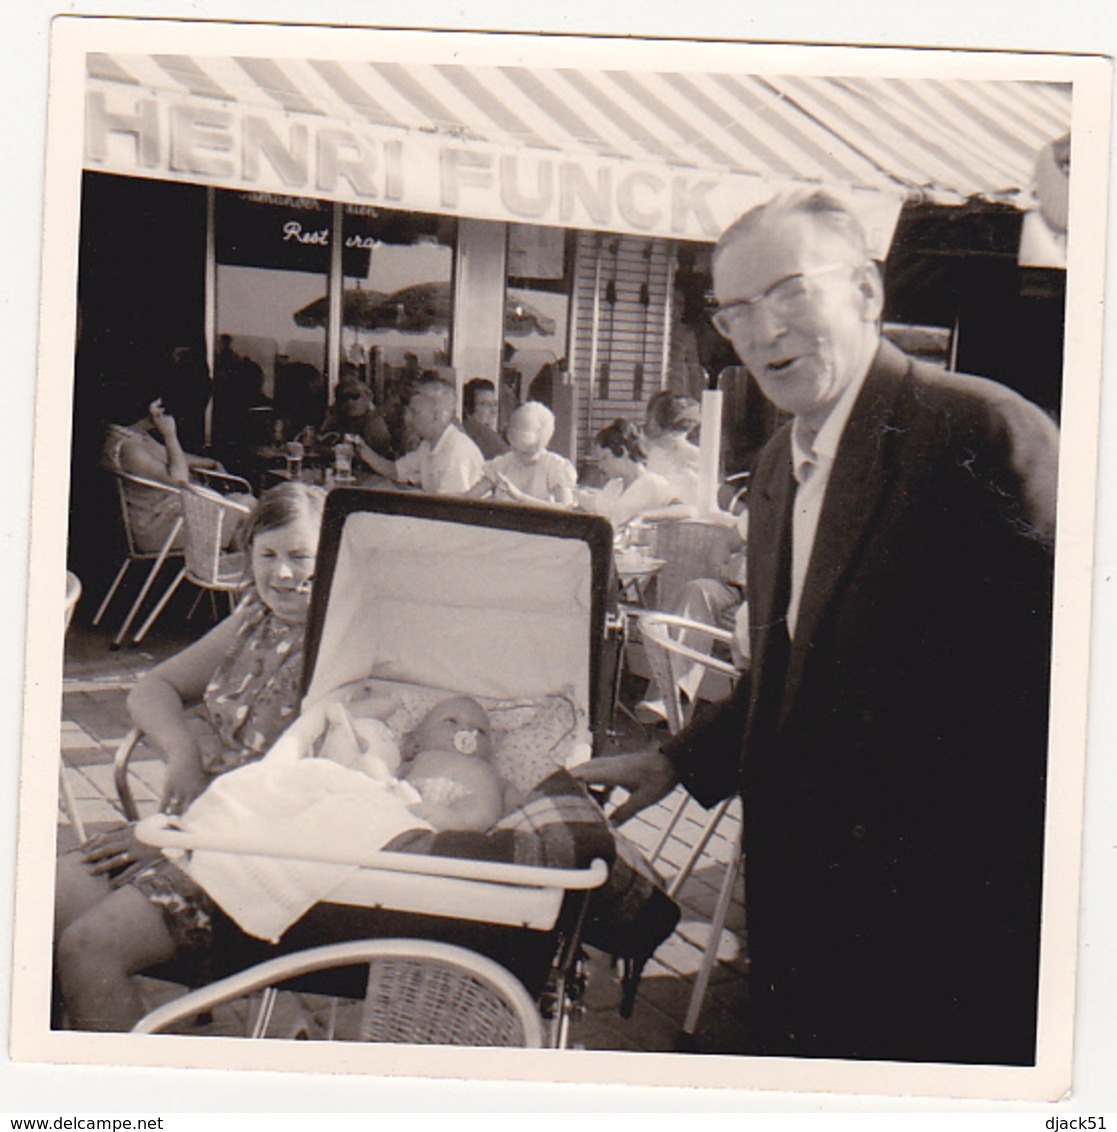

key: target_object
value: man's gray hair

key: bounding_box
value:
[714,187,870,266]
[414,376,458,418]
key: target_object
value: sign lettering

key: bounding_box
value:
[84,85,904,251]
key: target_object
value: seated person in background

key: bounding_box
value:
[461,377,508,460]
[643,390,702,511]
[53,482,327,1032]
[273,361,327,441]
[319,368,395,459]
[102,384,240,553]
[349,376,484,496]
[639,509,751,721]
[577,419,696,531]
[469,402,577,506]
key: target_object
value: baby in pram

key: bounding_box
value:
[319,693,505,833]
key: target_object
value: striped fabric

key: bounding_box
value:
[87,53,1071,206]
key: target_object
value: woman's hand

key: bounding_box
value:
[160,755,208,815]
[149,405,178,442]
[570,748,679,826]
[495,473,529,503]
[81,824,165,888]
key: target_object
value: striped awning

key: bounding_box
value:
[84,53,1071,246]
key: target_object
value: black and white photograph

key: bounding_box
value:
[6,9,1114,1112]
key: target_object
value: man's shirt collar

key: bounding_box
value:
[791,363,871,484]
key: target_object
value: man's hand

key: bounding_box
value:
[571,748,679,826]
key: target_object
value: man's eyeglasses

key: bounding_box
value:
[710,263,852,339]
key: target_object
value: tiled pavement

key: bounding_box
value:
[58,608,750,1054]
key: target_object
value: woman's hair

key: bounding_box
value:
[463,377,495,417]
[594,418,647,462]
[511,401,555,445]
[241,481,327,550]
[645,391,700,437]
[105,375,169,426]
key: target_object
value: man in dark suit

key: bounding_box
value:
[575,188,1058,1065]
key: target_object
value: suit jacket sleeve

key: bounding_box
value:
[659,676,749,809]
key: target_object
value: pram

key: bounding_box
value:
[119,489,680,1047]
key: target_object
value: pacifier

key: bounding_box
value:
[453,728,480,755]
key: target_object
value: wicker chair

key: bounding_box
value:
[645,518,731,613]
[131,483,252,645]
[131,938,545,1046]
[637,609,745,1039]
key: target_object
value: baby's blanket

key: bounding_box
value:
[386,769,681,1016]
[178,759,429,942]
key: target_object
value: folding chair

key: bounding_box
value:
[92,471,185,648]
[131,483,253,645]
[636,609,745,1038]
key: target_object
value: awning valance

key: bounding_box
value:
[84,54,1071,253]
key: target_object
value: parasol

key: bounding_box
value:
[293,289,387,331]
[293,283,556,337]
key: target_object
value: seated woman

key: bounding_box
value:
[53,481,327,1032]
[576,419,695,531]
[638,509,751,720]
[102,385,233,553]
[642,390,701,512]
[468,402,576,507]
[319,370,395,460]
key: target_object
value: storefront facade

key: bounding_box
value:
[77,51,1071,496]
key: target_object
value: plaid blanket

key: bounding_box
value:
[386,769,681,1016]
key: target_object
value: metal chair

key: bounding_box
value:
[132,938,546,1046]
[92,471,185,647]
[636,609,745,1038]
[131,483,253,645]
[60,571,86,842]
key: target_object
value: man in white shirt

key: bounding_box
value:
[577,187,1058,1066]
[351,376,483,496]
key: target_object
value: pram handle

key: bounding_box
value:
[135,814,609,890]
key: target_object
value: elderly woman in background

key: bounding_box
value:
[577,419,694,531]
[469,402,577,506]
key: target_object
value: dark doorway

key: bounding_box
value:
[70,173,208,592]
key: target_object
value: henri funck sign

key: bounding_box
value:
[84,85,903,254]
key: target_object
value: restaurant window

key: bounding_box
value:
[504,224,574,444]
[212,192,332,465]
[340,206,457,455]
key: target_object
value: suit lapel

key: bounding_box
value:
[778,341,910,725]
[746,427,795,720]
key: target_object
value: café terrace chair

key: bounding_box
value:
[131,938,546,1046]
[645,517,730,614]
[636,609,745,1039]
[92,470,186,648]
[60,571,87,842]
[130,483,253,646]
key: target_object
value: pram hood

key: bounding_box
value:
[302,491,616,735]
